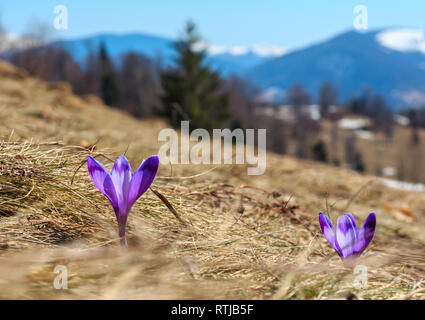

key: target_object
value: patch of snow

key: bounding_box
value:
[394,115,409,126]
[252,43,288,57]
[192,42,225,54]
[393,89,425,106]
[193,41,287,57]
[0,32,42,53]
[256,87,286,103]
[355,130,374,139]
[255,104,320,121]
[376,28,425,54]
[307,104,321,121]
[382,167,396,177]
[338,118,369,130]
[379,177,425,192]
[228,46,249,56]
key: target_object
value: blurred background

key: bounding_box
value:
[1,0,425,183]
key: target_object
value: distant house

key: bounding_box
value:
[338,115,374,139]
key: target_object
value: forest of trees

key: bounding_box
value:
[2,20,424,183]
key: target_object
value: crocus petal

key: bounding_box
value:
[128,155,159,208]
[87,156,119,213]
[319,212,342,256]
[87,156,109,195]
[345,213,359,238]
[110,156,133,215]
[336,214,359,258]
[102,173,120,214]
[354,212,376,256]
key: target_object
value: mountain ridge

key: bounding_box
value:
[50,31,281,76]
[246,28,425,109]
[5,27,425,109]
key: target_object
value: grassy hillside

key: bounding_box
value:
[318,118,425,183]
[0,60,424,299]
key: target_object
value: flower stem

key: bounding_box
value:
[118,223,127,246]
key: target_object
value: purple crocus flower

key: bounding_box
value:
[87,155,159,245]
[319,212,376,260]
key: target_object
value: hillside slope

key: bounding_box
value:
[0,61,424,299]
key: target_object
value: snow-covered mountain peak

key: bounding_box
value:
[376,28,425,54]
[0,32,42,53]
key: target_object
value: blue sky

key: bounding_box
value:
[2,0,425,49]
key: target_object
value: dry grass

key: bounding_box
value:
[0,60,424,299]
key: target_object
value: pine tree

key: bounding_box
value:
[99,43,120,107]
[160,21,230,132]
[312,140,328,163]
[318,82,337,119]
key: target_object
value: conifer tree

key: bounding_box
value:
[99,43,120,107]
[161,21,229,132]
